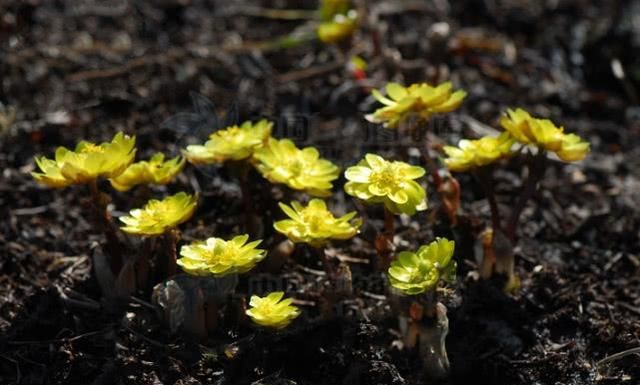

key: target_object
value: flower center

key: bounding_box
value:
[146,204,169,222]
[370,167,397,189]
[301,210,331,232]
[257,302,276,317]
[215,249,234,264]
[286,159,304,176]
[209,241,236,264]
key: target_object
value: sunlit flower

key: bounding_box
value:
[388,238,456,295]
[183,119,273,164]
[32,132,136,188]
[177,234,266,276]
[317,10,358,44]
[366,82,467,128]
[500,108,589,161]
[120,192,197,236]
[500,108,562,149]
[253,138,340,196]
[109,153,185,191]
[557,133,590,162]
[274,199,361,247]
[443,132,514,172]
[344,154,427,215]
[246,292,301,329]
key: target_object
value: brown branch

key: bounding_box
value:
[66,50,182,82]
[230,7,316,20]
[276,60,345,83]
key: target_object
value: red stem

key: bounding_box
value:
[422,140,443,188]
[88,180,122,272]
[165,229,178,277]
[505,151,547,240]
[314,246,335,279]
[474,167,502,233]
[237,161,255,235]
[383,206,395,238]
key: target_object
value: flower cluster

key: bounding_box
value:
[32,132,136,188]
[245,292,301,329]
[500,108,589,161]
[443,133,514,172]
[274,199,361,247]
[443,108,589,173]
[110,153,185,191]
[317,10,358,44]
[120,192,197,236]
[177,234,266,276]
[344,154,427,215]
[388,238,456,295]
[183,120,339,197]
[366,82,467,128]
[184,119,272,164]
[254,138,340,196]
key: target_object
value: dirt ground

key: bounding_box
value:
[1,1,639,384]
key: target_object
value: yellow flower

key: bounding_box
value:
[109,153,185,191]
[120,192,197,236]
[500,108,589,161]
[177,234,266,276]
[246,292,301,329]
[183,119,273,164]
[253,138,340,197]
[274,199,361,247]
[366,82,467,128]
[443,132,514,172]
[388,238,456,295]
[32,132,136,188]
[500,108,562,150]
[557,133,590,162]
[344,154,427,215]
[317,10,358,44]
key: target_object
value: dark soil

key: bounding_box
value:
[1,1,639,384]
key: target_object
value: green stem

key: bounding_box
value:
[238,7,317,20]
[224,32,317,53]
